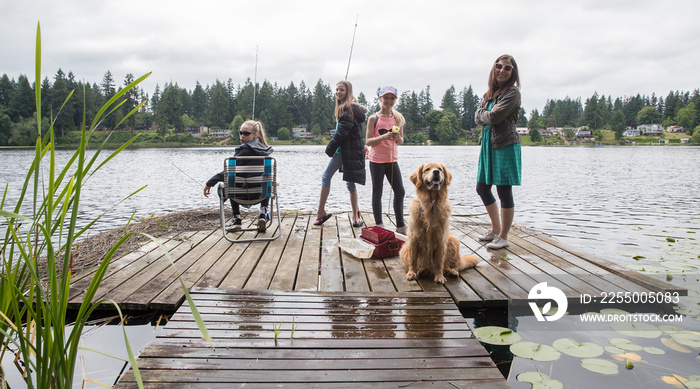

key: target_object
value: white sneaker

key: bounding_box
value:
[486,237,509,250]
[478,231,498,241]
[395,225,407,234]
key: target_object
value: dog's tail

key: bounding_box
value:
[457,255,479,271]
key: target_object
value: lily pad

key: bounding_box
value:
[605,346,625,354]
[625,264,667,273]
[516,371,564,389]
[510,341,561,361]
[642,346,665,355]
[610,352,641,362]
[581,358,619,375]
[610,322,663,338]
[669,331,700,349]
[609,338,643,351]
[661,337,693,353]
[553,338,604,358]
[660,261,698,272]
[473,326,522,345]
[660,324,685,334]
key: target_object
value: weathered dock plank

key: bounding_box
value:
[69,211,684,311]
[114,288,509,388]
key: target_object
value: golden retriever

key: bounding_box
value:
[400,163,479,284]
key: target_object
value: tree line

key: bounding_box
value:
[1,69,699,146]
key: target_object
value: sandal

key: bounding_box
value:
[313,213,333,226]
[352,220,365,228]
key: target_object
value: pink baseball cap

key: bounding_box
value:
[379,86,398,97]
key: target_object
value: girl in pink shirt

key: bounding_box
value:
[366,86,406,233]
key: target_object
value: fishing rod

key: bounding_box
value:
[172,162,204,188]
[345,15,359,80]
[252,45,259,119]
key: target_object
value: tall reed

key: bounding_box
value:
[0,22,209,388]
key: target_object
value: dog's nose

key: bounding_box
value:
[431,169,441,179]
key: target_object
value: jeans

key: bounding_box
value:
[321,153,357,192]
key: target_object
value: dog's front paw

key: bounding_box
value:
[405,271,417,281]
[434,274,447,284]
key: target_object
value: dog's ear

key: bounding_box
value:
[410,164,423,188]
[442,164,452,186]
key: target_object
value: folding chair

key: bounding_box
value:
[218,156,281,243]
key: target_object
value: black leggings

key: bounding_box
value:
[369,162,405,227]
[476,182,514,209]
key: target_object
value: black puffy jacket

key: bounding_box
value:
[325,103,367,185]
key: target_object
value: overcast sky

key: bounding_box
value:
[2,0,699,114]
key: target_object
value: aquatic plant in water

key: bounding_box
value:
[0,22,209,388]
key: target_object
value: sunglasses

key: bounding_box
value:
[495,63,514,71]
[239,131,253,136]
[378,128,389,135]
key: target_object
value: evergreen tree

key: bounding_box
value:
[13,75,35,120]
[418,85,433,121]
[208,80,231,128]
[460,85,479,130]
[122,73,140,135]
[151,84,161,115]
[191,81,208,123]
[0,112,11,145]
[156,83,184,134]
[440,85,459,117]
[235,78,255,119]
[530,128,542,142]
[311,79,333,132]
[0,74,15,119]
[582,92,599,129]
[50,69,73,135]
[611,109,626,140]
[517,108,528,127]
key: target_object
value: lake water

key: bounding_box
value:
[2,145,699,388]
[2,145,698,264]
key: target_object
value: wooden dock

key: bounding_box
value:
[114,288,509,388]
[68,210,683,312]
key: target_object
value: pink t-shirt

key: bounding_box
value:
[369,113,399,163]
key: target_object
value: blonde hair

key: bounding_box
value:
[334,80,356,120]
[241,120,268,145]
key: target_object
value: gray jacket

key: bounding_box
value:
[475,86,521,149]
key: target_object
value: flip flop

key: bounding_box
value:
[313,213,333,226]
[352,220,365,228]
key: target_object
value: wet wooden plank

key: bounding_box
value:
[318,216,344,292]
[295,214,322,291]
[114,288,507,388]
[268,213,309,290]
[244,213,297,290]
[67,210,683,313]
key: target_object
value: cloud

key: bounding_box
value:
[2,0,699,114]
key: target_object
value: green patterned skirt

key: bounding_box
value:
[477,124,522,186]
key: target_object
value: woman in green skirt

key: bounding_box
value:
[475,54,522,250]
